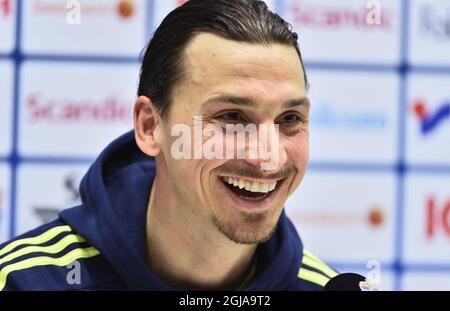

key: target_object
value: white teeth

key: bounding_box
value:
[268,182,276,192]
[261,183,269,193]
[238,180,245,189]
[233,178,239,187]
[223,176,278,194]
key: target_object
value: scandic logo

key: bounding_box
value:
[288,0,393,31]
[26,93,132,123]
[413,99,450,134]
[0,0,10,17]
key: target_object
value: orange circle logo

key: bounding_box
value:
[368,207,384,227]
[118,0,134,19]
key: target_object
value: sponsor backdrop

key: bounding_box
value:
[0,0,449,290]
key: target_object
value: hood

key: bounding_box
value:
[60,131,304,290]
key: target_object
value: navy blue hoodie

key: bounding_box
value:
[0,131,337,291]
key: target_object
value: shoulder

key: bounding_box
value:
[294,249,339,291]
[0,219,121,290]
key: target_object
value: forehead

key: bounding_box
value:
[180,33,306,105]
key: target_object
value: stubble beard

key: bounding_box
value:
[211,209,281,245]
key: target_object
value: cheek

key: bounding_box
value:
[286,134,309,169]
[182,158,226,194]
[293,145,309,168]
[160,126,225,189]
[285,136,309,193]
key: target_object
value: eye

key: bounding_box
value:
[216,111,247,123]
[280,114,300,124]
[277,113,306,126]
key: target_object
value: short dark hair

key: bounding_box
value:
[138,0,308,118]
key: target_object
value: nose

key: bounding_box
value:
[243,123,287,174]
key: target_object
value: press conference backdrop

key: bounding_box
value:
[1,0,449,291]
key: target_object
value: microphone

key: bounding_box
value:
[323,273,377,291]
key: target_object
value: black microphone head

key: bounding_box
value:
[323,273,376,291]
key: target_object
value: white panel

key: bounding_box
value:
[285,171,397,263]
[406,73,450,165]
[22,0,146,56]
[307,70,399,163]
[0,0,16,53]
[19,61,138,157]
[16,164,88,235]
[409,0,450,66]
[403,173,450,264]
[0,164,11,243]
[281,0,402,64]
[0,60,14,157]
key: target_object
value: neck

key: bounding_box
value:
[145,172,257,290]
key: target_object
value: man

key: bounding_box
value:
[0,0,337,290]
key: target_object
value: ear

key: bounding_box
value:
[134,96,162,157]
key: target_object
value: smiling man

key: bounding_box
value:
[0,0,337,290]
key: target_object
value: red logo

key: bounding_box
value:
[426,196,450,239]
[177,0,188,6]
[412,99,450,135]
[0,0,10,17]
[26,93,132,124]
[288,1,393,32]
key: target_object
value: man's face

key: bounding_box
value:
[156,33,309,244]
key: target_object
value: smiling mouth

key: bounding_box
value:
[219,176,283,202]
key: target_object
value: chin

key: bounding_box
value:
[211,205,283,245]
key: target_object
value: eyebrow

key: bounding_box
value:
[202,93,311,110]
